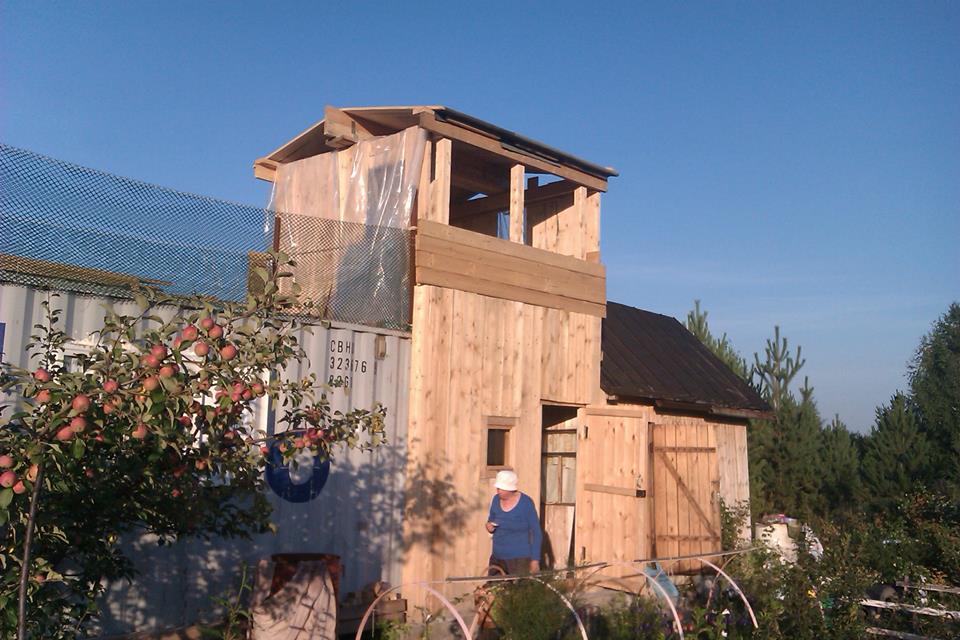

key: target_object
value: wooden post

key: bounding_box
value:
[430,138,452,224]
[509,164,525,244]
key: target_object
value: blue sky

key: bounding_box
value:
[1,1,957,431]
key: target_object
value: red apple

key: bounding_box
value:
[220,343,237,360]
[193,341,210,357]
[142,353,160,369]
[0,455,12,468]
[159,365,175,378]
[103,379,119,394]
[259,445,270,456]
[208,324,224,340]
[132,423,148,439]
[26,464,38,482]
[143,376,160,392]
[171,488,182,498]
[12,481,26,494]
[197,379,211,392]
[84,468,95,479]
[0,470,16,488]
[195,459,206,470]
[150,344,167,359]
[35,389,52,404]
[200,317,215,331]
[70,416,87,433]
[251,382,265,397]
[71,394,90,413]
[182,325,199,341]
[178,415,192,427]
[34,368,51,383]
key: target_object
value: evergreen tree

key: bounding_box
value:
[685,300,750,380]
[819,415,861,516]
[760,379,826,519]
[752,326,805,413]
[861,392,931,511]
[909,302,960,483]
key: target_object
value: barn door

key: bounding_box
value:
[651,422,721,571]
[574,408,651,568]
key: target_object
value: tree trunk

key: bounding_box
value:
[17,460,44,640]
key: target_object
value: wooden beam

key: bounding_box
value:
[429,138,452,224]
[509,164,524,244]
[452,179,580,221]
[254,159,278,182]
[584,483,644,498]
[419,112,608,192]
[323,105,374,143]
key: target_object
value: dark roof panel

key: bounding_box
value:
[601,302,770,416]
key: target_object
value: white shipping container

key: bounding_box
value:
[0,283,411,635]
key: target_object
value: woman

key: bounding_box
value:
[485,470,542,574]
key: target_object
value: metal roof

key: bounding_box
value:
[601,301,772,419]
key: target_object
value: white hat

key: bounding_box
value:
[494,470,518,491]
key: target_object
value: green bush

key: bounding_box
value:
[488,578,577,640]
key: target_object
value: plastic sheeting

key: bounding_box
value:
[269,127,426,329]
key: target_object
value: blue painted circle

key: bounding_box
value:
[265,441,330,503]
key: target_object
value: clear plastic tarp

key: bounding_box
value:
[269,127,426,329]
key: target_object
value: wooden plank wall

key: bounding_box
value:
[415,220,606,317]
[401,285,600,602]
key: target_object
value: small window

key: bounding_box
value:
[487,428,509,466]
[482,416,517,477]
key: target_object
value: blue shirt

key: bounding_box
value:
[488,493,542,560]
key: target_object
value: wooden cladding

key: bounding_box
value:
[414,220,606,317]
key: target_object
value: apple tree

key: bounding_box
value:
[0,256,386,639]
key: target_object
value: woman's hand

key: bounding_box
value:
[485,521,498,534]
[529,560,540,573]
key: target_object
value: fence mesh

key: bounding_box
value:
[0,143,411,329]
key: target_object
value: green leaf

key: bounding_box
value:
[72,438,86,459]
[0,488,12,509]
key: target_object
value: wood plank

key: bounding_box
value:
[509,164,525,244]
[676,424,693,564]
[416,265,605,317]
[415,139,433,224]
[417,234,605,302]
[418,112,609,192]
[452,179,579,221]
[323,105,375,144]
[418,218,606,278]
[582,481,640,498]
[652,446,717,453]
[429,138,452,224]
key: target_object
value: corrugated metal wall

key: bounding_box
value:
[0,283,411,635]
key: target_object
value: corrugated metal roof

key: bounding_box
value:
[601,301,771,418]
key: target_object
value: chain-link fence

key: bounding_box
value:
[0,143,411,329]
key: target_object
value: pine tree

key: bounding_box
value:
[861,392,931,510]
[909,302,960,484]
[819,415,861,516]
[752,326,805,413]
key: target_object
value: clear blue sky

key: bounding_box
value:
[2,1,957,431]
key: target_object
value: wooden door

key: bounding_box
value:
[574,408,651,569]
[651,421,721,571]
